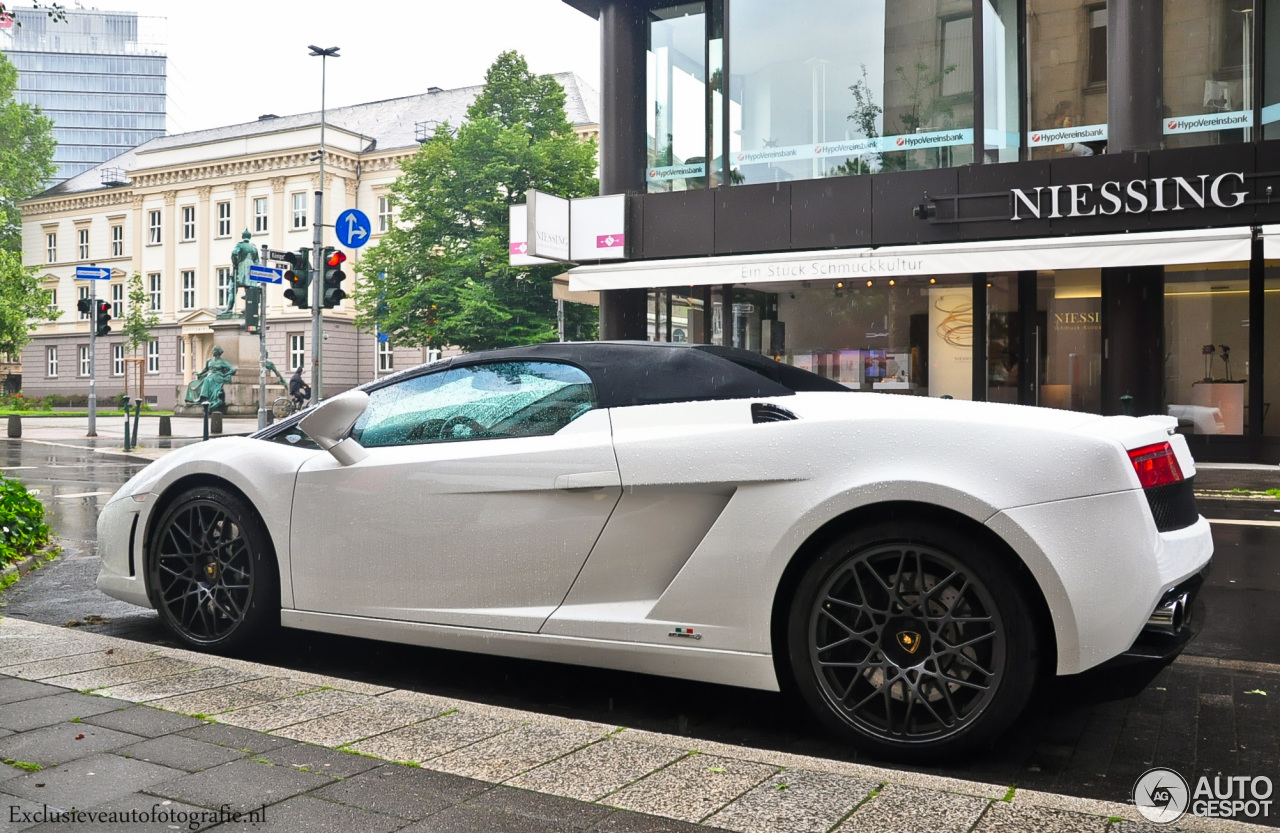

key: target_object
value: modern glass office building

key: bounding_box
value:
[560,0,1280,463]
[1,6,166,184]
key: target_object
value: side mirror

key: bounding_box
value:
[299,390,370,466]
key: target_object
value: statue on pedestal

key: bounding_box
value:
[184,346,237,411]
[222,229,258,316]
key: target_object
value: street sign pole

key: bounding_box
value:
[258,244,269,430]
[87,271,97,438]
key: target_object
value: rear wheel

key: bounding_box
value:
[787,521,1039,761]
[147,487,278,653]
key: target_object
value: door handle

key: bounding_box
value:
[553,471,620,490]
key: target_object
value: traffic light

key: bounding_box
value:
[95,301,111,336]
[322,247,347,309]
[76,297,92,318]
[281,249,312,309]
[243,285,262,333]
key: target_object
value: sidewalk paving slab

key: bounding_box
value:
[0,614,1276,832]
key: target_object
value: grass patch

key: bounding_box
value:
[336,747,380,759]
[1002,786,1017,802]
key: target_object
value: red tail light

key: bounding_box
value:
[1128,442,1184,489]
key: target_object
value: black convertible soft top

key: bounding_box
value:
[367,341,848,409]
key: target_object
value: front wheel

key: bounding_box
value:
[147,487,278,653]
[787,521,1039,761]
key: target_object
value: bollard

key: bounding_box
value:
[123,412,132,452]
[158,414,171,437]
[132,399,142,447]
[1119,394,1135,417]
[6,415,20,438]
[210,411,223,435]
[202,403,210,442]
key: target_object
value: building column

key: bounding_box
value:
[1107,0,1164,152]
[271,176,286,252]
[234,181,248,238]
[162,191,177,320]
[1101,266,1164,416]
[182,334,194,385]
[598,0,649,340]
[197,185,211,307]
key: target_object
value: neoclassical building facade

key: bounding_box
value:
[19,74,599,408]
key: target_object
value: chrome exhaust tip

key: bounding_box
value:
[1146,592,1190,636]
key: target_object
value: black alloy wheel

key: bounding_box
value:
[147,487,278,653]
[788,521,1039,761]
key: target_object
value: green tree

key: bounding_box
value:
[121,272,158,359]
[0,52,57,251]
[354,51,599,352]
[0,249,58,358]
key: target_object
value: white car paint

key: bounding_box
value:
[97,384,1213,691]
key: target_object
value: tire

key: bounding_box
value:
[786,521,1039,762]
[271,397,294,419]
[147,487,279,654]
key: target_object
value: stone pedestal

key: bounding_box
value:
[174,319,286,416]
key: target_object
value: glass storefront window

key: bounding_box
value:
[1163,0,1256,148]
[727,0,973,187]
[1038,270,1102,413]
[1026,1,1108,160]
[984,273,1019,403]
[753,275,976,399]
[984,0,1020,163]
[646,4,708,193]
[1164,266,1249,435]
[1265,0,1280,139]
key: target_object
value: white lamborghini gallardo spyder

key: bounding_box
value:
[98,342,1213,760]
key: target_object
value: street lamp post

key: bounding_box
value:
[308,44,339,402]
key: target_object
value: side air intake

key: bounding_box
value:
[751,403,798,423]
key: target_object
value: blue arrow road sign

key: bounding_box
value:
[335,208,371,249]
[74,266,111,280]
[248,265,284,284]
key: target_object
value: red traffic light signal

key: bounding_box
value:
[326,250,347,268]
[95,300,112,336]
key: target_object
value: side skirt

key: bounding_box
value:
[280,609,781,692]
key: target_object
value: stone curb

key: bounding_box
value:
[0,616,1271,833]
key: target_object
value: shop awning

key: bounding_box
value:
[1263,224,1280,260]
[568,227,1255,291]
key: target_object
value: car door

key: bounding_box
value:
[289,360,621,632]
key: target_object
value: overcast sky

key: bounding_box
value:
[24,0,602,134]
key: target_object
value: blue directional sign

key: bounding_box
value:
[74,266,111,280]
[248,265,284,284]
[335,208,371,249]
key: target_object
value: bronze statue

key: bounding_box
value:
[184,345,237,411]
[223,229,258,315]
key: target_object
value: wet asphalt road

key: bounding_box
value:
[2,438,1279,819]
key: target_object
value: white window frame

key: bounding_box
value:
[181,205,196,241]
[378,195,393,233]
[289,334,306,371]
[292,192,308,229]
[110,282,124,320]
[147,339,160,374]
[181,270,196,310]
[46,346,58,378]
[377,338,394,372]
[178,337,185,374]
[111,223,123,257]
[77,228,89,260]
[253,197,268,233]
[148,272,162,312]
[112,343,125,376]
[46,232,57,263]
[79,345,91,377]
[216,267,232,309]
[148,209,162,244]
[216,201,231,237]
